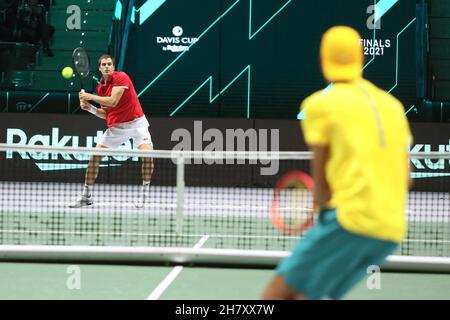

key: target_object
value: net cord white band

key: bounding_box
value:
[0,143,449,160]
[1,245,449,273]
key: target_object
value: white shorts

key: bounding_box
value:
[98,116,153,149]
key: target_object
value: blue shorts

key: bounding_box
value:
[276,208,398,300]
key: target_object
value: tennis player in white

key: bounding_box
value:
[69,54,154,208]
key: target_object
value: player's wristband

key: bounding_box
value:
[87,105,97,115]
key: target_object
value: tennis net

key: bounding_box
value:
[0,144,449,271]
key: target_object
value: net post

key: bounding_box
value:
[175,154,185,235]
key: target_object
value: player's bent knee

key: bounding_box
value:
[262,275,301,300]
[138,143,152,150]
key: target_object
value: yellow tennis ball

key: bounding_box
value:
[61,66,74,79]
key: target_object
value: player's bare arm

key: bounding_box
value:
[79,87,125,107]
[310,145,331,209]
[80,100,107,119]
[408,161,413,190]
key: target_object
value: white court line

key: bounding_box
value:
[45,202,271,211]
[0,229,298,239]
[193,235,210,249]
[146,235,210,300]
[3,228,447,244]
[403,239,450,244]
[145,266,183,301]
[47,201,177,209]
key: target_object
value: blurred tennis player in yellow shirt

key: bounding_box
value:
[262,26,413,300]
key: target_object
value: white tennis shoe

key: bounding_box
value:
[68,194,93,208]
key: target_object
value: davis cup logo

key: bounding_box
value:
[172,26,183,37]
[157,26,198,52]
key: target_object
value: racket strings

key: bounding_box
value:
[278,187,313,227]
[271,171,315,235]
[73,48,90,77]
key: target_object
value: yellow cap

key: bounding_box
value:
[320,26,364,82]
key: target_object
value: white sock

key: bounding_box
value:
[82,184,92,197]
[143,181,151,186]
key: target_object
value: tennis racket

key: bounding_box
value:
[270,171,316,235]
[72,47,90,90]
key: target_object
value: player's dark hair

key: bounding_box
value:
[98,54,115,67]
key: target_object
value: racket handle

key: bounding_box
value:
[80,89,85,93]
